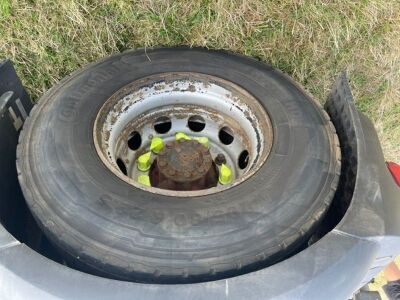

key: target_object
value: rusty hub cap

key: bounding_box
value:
[149,140,218,191]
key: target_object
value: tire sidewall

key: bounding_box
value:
[22,48,338,280]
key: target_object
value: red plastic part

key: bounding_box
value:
[387,162,400,187]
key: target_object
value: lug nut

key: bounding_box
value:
[138,175,151,187]
[195,137,209,148]
[175,132,191,141]
[150,137,164,154]
[219,164,232,185]
[137,152,152,171]
[215,153,226,165]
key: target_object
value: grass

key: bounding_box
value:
[0,0,399,161]
[0,1,399,296]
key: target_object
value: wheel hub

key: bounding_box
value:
[93,72,273,197]
[150,140,218,191]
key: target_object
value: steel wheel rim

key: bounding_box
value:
[93,72,273,197]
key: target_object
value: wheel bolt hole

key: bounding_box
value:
[127,131,141,150]
[154,116,172,134]
[238,150,249,169]
[116,158,127,176]
[219,126,234,145]
[188,115,206,132]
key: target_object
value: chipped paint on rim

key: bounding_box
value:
[93,72,273,197]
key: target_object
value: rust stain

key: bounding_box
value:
[93,72,273,197]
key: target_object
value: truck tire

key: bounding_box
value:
[17,48,341,283]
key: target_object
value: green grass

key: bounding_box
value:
[0,0,399,161]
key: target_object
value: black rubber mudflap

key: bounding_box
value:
[0,60,33,242]
[0,60,33,121]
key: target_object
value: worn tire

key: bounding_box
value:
[17,48,341,283]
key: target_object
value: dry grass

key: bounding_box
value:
[0,1,399,296]
[0,0,399,160]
